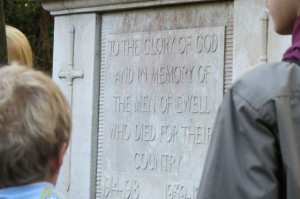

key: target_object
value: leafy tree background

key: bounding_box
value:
[4,0,53,73]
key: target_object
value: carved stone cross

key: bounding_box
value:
[57,26,84,192]
[58,26,84,86]
[58,68,84,86]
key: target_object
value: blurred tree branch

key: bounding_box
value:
[0,0,8,66]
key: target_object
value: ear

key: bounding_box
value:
[50,142,68,175]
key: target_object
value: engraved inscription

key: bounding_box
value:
[103,176,140,199]
[108,34,218,57]
[112,95,211,114]
[134,153,182,174]
[103,27,225,198]
[109,123,212,145]
[166,183,199,199]
[110,123,130,141]
[114,65,212,85]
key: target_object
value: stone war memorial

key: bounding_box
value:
[42,0,290,198]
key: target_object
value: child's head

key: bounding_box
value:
[266,0,300,35]
[6,25,33,68]
[0,63,71,187]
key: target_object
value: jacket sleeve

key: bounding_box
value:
[197,89,281,199]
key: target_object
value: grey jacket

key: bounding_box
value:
[197,62,300,199]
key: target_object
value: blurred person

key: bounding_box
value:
[0,63,71,198]
[6,25,33,67]
[197,0,300,198]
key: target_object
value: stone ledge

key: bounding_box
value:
[42,0,226,15]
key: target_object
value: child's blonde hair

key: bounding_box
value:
[0,63,71,187]
[6,25,33,68]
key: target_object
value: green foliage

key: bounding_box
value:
[4,0,54,73]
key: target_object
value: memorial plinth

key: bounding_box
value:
[42,0,290,198]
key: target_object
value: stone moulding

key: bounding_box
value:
[42,0,231,15]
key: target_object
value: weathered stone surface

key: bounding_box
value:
[42,0,230,15]
[233,0,291,80]
[97,4,232,198]
[52,13,100,199]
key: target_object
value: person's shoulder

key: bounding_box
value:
[40,187,64,199]
[39,185,64,199]
[229,61,300,110]
[0,182,64,199]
